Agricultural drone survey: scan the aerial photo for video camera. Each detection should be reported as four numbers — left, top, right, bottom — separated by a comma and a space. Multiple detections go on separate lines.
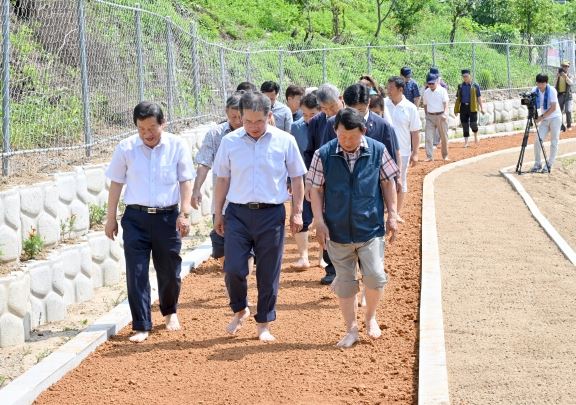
519, 91, 538, 118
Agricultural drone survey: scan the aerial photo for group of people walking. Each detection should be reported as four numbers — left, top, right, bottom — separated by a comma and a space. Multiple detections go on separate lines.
103, 62, 573, 347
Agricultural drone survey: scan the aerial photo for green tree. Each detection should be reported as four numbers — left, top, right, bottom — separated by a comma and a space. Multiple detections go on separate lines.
512, 0, 564, 62
448, 0, 476, 46
472, 0, 513, 26
373, 0, 396, 39
392, 0, 429, 45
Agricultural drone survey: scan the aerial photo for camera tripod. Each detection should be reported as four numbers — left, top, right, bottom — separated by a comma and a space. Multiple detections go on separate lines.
515, 109, 550, 175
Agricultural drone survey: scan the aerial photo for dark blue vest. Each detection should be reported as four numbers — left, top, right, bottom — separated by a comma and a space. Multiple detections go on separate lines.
319, 137, 385, 244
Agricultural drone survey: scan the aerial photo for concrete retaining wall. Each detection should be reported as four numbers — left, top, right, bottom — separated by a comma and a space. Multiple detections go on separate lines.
0, 124, 213, 348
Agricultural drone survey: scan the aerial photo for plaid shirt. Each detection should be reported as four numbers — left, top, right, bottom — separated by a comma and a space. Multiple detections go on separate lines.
306, 137, 399, 188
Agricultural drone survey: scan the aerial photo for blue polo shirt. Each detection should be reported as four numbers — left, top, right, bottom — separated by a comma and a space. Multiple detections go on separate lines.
404, 79, 421, 105
460, 82, 481, 104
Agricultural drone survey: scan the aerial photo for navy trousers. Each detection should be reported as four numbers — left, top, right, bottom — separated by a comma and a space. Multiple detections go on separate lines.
210, 215, 225, 259
224, 203, 285, 323
121, 207, 182, 331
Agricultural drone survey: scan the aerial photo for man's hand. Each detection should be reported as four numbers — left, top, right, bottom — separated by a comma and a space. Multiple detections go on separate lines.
191, 189, 202, 210
214, 213, 225, 237
176, 214, 190, 237
395, 178, 403, 193
386, 216, 398, 244
290, 212, 303, 235
315, 220, 330, 250
304, 183, 312, 202
105, 219, 118, 241
410, 152, 418, 167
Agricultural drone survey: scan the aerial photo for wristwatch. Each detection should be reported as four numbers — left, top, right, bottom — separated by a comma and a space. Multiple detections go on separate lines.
180, 212, 190, 219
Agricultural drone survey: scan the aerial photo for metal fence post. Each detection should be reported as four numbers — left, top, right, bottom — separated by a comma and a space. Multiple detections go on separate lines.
165, 17, 175, 131
322, 48, 327, 83
432, 41, 436, 67
190, 21, 200, 116
2, 0, 10, 175
134, 3, 145, 102
278, 47, 284, 96
506, 41, 512, 98
77, 0, 92, 157
219, 47, 227, 107
571, 36, 576, 77
471, 41, 476, 80
245, 48, 251, 83
367, 44, 372, 75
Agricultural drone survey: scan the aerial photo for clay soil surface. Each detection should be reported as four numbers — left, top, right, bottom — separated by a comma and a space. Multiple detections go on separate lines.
35, 130, 576, 405
516, 154, 576, 250
437, 138, 576, 404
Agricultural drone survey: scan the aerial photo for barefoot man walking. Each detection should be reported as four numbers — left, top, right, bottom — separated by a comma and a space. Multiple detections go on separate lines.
308, 108, 399, 348
213, 91, 306, 341
105, 101, 194, 343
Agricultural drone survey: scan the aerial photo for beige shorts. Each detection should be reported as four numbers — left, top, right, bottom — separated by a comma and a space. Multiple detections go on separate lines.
327, 237, 387, 298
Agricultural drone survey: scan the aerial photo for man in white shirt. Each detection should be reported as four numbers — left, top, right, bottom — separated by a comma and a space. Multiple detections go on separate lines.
531, 73, 563, 172
213, 91, 307, 342
422, 73, 450, 161
105, 101, 195, 343
385, 76, 422, 223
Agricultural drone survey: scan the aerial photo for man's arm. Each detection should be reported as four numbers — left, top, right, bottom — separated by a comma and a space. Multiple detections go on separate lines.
290, 175, 304, 234
413, 96, 421, 108
176, 180, 192, 237
381, 179, 398, 243
410, 130, 420, 166
105, 181, 123, 241
191, 164, 210, 210
213, 177, 231, 236
310, 187, 329, 249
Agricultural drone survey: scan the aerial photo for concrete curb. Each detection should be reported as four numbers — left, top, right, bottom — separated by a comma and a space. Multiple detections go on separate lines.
500, 152, 576, 266
418, 138, 576, 404
0, 237, 213, 405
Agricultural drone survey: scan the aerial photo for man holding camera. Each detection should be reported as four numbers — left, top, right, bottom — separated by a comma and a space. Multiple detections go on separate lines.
556, 61, 573, 131
531, 73, 563, 173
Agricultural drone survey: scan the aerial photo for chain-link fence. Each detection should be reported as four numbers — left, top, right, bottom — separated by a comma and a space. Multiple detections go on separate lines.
1, 0, 575, 178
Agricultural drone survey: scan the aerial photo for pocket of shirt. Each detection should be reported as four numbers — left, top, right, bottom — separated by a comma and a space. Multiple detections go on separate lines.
266, 151, 286, 173
160, 164, 177, 184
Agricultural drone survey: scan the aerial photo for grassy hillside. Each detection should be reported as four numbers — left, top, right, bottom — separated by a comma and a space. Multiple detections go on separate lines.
4, 0, 553, 151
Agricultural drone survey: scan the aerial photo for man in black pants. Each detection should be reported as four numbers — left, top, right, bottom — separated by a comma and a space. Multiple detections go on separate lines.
454, 69, 484, 147
303, 83, 344, 285
556, 61, 573, 131
105, 102, 194, 343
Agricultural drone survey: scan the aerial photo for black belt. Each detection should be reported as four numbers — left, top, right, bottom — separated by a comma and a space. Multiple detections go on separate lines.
427, 111, 444, 115
126, 204, 178, 214
233, 202, 282, 209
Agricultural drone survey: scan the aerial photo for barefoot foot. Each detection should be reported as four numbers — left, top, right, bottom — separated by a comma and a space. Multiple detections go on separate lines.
336, 328, 359, 348
129, 331, 149, 343
165, 313, 181, 331
257, 323, 276, 342
366, 317, 382, 339
226, 308, 250, 335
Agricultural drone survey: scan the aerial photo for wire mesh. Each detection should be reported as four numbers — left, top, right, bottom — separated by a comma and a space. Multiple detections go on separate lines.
0, 0, 574, 178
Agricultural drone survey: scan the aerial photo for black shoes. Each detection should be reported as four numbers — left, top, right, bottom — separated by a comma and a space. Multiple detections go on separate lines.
320, 273, 336, 285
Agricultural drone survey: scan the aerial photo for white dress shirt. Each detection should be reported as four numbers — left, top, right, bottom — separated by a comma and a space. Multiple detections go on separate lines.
213, 125, 307, 204
385, 96, 422, 157
423, 86, 449, 113
106, 132, 195, 207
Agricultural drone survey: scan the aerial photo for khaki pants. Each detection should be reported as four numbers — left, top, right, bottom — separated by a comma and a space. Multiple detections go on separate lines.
425, 113, 448, 159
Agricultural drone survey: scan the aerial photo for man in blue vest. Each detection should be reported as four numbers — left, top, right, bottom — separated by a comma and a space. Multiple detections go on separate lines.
307, 108, 399, 348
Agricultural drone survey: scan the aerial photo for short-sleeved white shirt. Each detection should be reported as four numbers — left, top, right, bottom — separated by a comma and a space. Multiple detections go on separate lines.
105, 132, 195, 207
423, 86, 449, 113
213, 125, 307, 204
385, 96, 422, 157
532, 85, 562, 121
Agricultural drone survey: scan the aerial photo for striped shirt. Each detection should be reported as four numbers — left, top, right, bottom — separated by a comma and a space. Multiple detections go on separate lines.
306, 136, 399, 189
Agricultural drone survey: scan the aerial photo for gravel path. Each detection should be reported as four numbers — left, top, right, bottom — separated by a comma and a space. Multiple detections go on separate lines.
436, 140, 576, 404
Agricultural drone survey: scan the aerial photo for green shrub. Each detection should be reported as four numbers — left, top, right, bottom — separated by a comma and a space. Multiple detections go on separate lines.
22, 228, 44, 261
89, 203, 107, 228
